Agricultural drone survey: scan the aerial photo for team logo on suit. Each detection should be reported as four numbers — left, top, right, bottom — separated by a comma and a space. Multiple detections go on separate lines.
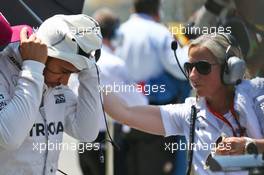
54, 94, 66, 104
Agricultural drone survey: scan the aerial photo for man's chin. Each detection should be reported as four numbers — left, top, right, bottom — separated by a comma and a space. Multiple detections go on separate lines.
46, 82, 60, 88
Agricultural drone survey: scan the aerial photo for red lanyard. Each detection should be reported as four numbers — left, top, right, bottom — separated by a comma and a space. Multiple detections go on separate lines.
206, 99, 245, 137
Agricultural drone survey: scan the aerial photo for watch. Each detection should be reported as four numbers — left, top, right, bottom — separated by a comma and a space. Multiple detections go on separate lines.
244, 137, 258, 154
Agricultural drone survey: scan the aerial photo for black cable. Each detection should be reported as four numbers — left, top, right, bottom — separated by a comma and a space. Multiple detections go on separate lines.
56, 64, 120, 174
171, 41, 197, 175
171, 41, 189, 80
99, 141, 105, 163
98, 139, 117, 163
95, 64, 120, 151
57, 169, 68, 175
186, 105, 197, 175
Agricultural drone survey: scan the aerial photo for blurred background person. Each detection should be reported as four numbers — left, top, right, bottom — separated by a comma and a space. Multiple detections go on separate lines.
114, 0, 191, 175
183, 0, 264, 78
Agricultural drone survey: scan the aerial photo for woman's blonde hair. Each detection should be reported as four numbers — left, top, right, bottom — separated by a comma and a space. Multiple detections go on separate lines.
188, 33, 243, 64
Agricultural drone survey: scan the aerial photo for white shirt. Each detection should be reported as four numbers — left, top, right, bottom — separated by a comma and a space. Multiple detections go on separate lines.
0, 43, 100, 175
160, 97, 249, 175
115, 13, 188, 82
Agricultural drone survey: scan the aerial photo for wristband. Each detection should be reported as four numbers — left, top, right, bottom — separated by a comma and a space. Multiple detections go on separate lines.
244, 137, 258, 154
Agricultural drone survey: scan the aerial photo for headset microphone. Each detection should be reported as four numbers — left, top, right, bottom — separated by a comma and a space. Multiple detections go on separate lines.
171, 40, 197, 175
171, 41, 189, 80
171, 40, 178, 50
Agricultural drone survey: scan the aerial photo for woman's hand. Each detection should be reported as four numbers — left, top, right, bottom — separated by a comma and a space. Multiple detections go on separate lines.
215, 137, 246, 155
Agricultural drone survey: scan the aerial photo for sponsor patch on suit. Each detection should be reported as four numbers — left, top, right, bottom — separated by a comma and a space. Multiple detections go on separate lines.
54, 94, 66, 104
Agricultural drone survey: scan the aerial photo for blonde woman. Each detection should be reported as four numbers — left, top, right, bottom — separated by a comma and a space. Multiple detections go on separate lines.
104, 33, 264, 175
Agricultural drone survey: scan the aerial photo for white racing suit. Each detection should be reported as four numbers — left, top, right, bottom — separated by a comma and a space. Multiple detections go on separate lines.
0, 43, 100, 175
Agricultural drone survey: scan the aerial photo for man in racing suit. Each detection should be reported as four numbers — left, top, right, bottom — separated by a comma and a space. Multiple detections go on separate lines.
0, 14, 101, 175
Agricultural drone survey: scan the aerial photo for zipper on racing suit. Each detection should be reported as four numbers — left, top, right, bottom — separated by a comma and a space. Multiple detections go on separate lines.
39, 88, 49, 175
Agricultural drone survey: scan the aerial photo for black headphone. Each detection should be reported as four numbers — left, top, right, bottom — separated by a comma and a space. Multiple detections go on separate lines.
77, 45, 101, 62
219, 33, 246, 85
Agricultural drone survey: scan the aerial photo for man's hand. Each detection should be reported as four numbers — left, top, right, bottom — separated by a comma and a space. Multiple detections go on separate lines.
20, 27, 48, 64
215, 137, 246, 155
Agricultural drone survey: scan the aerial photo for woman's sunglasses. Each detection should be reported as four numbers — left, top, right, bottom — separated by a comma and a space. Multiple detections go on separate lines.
184, 60, 218, 76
